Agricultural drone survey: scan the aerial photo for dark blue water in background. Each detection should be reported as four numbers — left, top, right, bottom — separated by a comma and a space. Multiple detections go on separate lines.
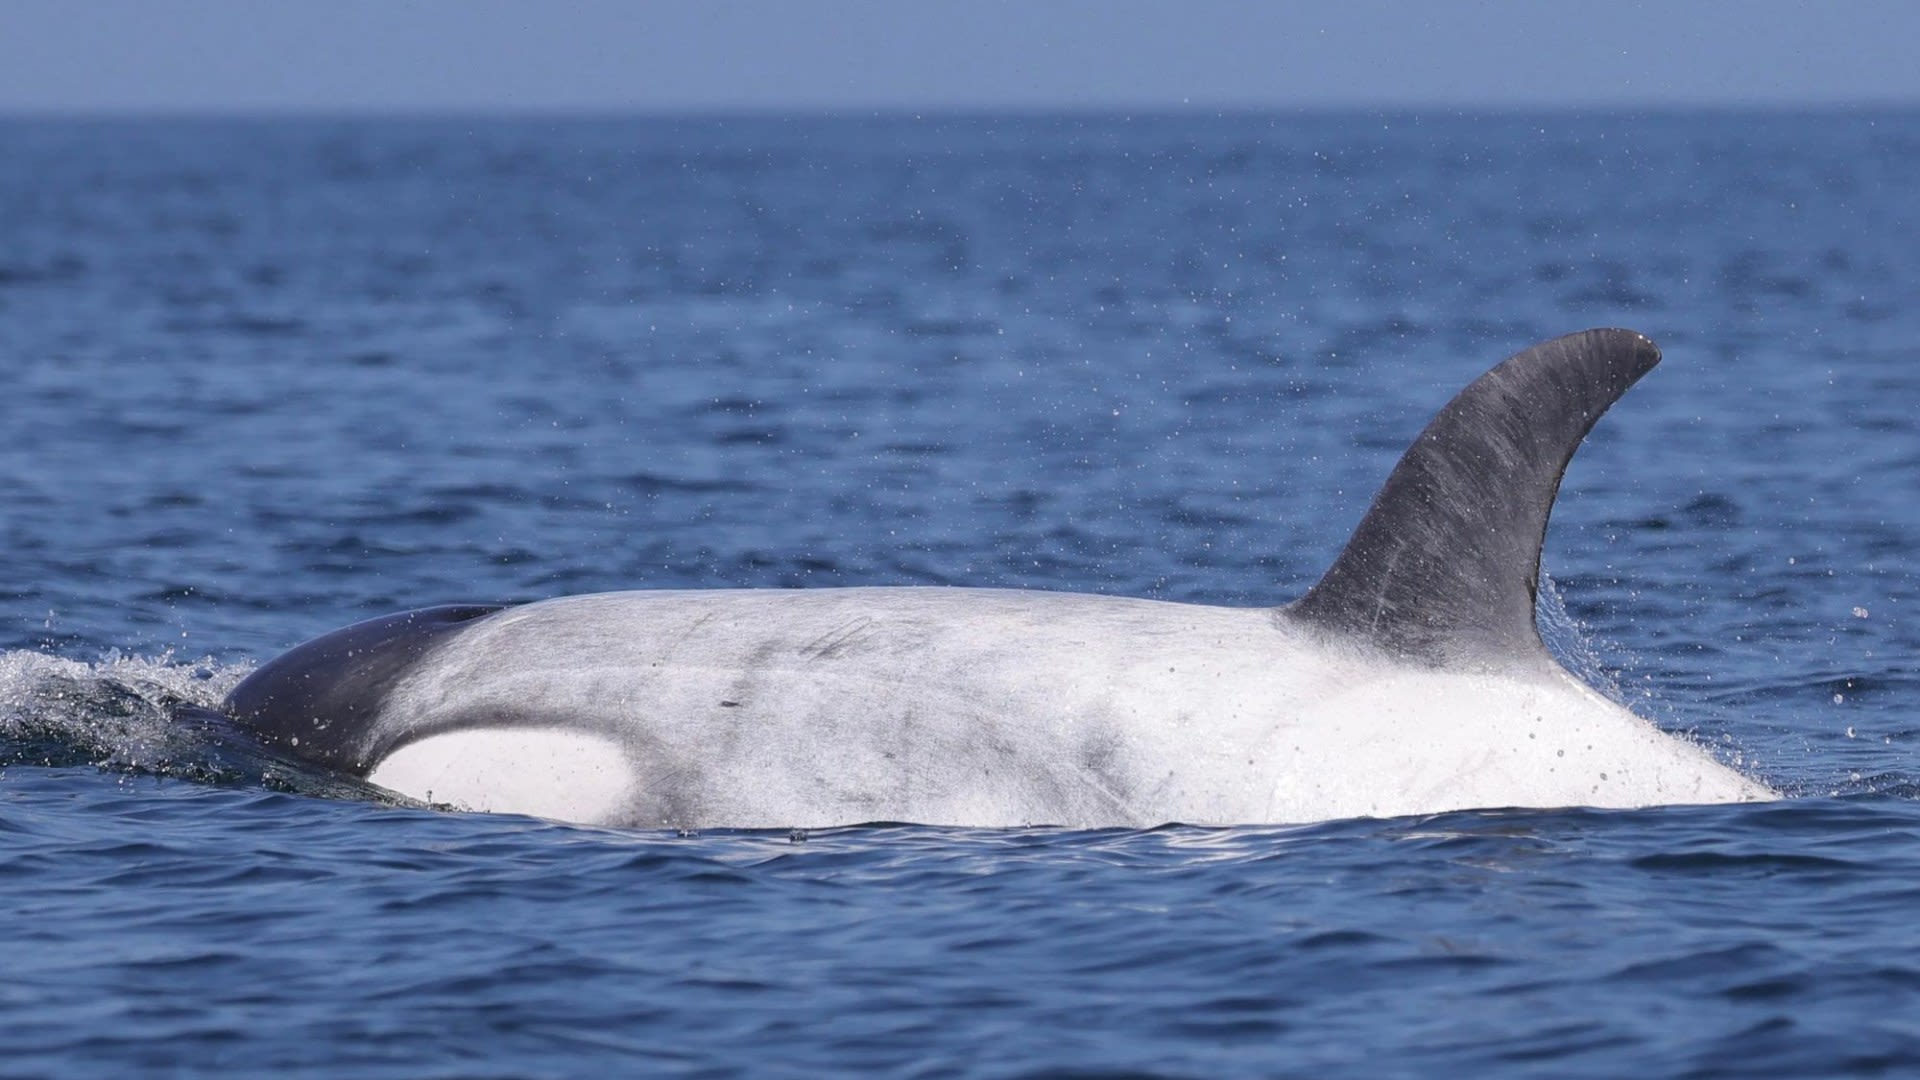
3, 111, 1918, 1076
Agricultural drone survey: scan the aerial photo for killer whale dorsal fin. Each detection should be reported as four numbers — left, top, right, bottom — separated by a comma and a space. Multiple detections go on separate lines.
1287, 328, 1661, 668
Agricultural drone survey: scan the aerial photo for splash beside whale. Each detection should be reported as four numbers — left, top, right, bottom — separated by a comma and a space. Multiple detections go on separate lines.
220, 329, 1775, 828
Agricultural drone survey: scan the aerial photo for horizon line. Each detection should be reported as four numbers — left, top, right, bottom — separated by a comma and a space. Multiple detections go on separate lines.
2, 99, 1917, 121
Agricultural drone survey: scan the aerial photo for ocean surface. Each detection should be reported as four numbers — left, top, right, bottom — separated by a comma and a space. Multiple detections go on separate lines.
2, 111, 1917, 1077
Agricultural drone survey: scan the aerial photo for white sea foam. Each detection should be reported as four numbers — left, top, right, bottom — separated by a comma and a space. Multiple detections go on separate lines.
0, 649, 251, 775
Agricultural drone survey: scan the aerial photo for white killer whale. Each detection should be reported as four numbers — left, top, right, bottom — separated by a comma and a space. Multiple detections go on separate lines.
222, 329, 1775, 829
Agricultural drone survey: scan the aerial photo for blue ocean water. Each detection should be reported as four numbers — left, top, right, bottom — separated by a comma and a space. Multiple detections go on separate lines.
2, 111, 1917, 1076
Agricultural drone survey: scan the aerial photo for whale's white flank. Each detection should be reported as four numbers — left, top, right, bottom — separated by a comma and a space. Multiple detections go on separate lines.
359, 588, 1768, 828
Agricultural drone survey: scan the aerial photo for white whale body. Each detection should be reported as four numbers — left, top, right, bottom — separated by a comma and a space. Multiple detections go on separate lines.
223, 329, 1776, 828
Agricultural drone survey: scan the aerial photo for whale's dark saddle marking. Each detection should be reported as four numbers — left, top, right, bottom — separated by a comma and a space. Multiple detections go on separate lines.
1288, 328, 1660, 668
225, 604, 502, 771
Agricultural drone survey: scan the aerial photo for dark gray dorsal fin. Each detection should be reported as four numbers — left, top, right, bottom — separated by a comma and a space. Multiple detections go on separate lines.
1287, 328, 1660, 667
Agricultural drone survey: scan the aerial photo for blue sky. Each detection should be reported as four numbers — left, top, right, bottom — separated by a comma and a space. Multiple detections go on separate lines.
1, 0, 1915, 112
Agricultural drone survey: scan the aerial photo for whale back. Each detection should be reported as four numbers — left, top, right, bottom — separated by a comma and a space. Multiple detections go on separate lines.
1287, 329, 1661, 669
